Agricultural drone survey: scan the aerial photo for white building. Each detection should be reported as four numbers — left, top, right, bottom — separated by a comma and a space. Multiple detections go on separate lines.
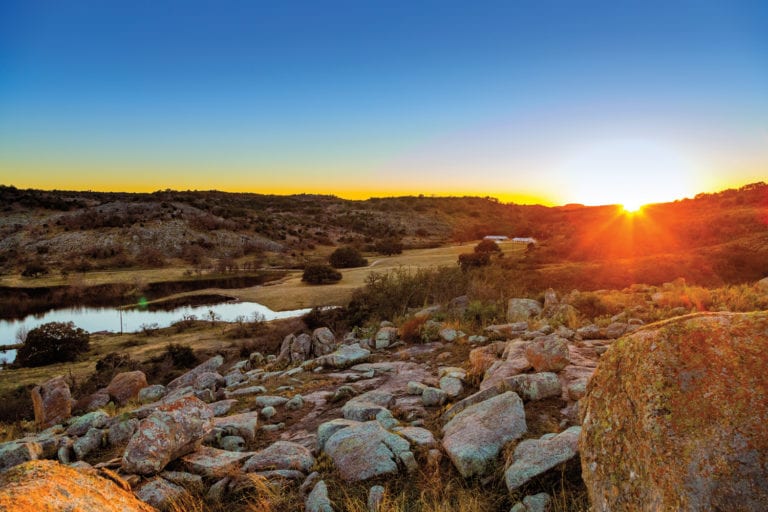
512, 237, 537, 244
483, 235, 509, 241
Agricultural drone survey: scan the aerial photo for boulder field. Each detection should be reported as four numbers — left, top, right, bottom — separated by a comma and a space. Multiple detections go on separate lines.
1, 290, 767, 511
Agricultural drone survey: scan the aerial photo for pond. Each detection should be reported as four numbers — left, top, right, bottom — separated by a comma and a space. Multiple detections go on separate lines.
0, 301, 312, 364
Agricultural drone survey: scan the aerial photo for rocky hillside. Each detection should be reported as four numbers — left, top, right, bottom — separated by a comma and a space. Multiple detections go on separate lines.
2, 287, 766, 511
1, 183, 766, 288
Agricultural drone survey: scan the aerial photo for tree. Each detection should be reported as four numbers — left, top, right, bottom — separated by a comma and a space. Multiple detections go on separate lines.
15, 321, 90, 367
474, 239, 501, 254
302, 264, 342, 285
329, 247, 368, 268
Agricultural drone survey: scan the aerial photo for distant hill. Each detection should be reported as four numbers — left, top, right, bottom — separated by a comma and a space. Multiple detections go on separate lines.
0, 183, 766, 286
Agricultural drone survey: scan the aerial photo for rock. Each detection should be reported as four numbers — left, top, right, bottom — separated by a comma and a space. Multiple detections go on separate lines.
77, 391, 111, 413
505, 426, 581, 490
395, 426, 437, 447
317, 419, 360, 451
368, 485, 386, 512
180, 446, 253, 477
166, 355, 224, 390
313, 344, 371, 369
242, 441, 315, 473
219, 435, 246, 452
0, 460, 154, 511
480, 344, 531, 390
312, 327, 336, 356
31, 375, 72, 429
122, 395, 214, 475
285, 394, 304, 411
576, 324, 602, 339
225, 371, 245, 387
301, 471, 321, 495
442, 391, 527, 478
261, 406, 277, 419
603, 322, 628, 339
757, 276, 768, 291
510, 493, 552, 512
0, 441, 42, 473
306, 480, 334, 512
485, 322, 529, 338
324, 421, 414, 482
525, 334, 570, 372
193, 371, 225, 392
254, 395, 290, 407
407, 381, 427, 395
105, 417, 137, 448
421, 387, 447, 406
138, 384, 166, 404
209, 398, 238, 416
160, 470, 203, 490
375, 327, 398, 349
278, 333, 313, 364
106, 371, 147, 406
438, 328, 459, 342
501, 372, 562, 401
73, 427, 103, 460
439, 376, 463, 398
507, 298, 542, 322
67, 410, 110, 437
330, 386, 357, 403
225, 385, 267, 399
580, 312, 768, 511
342, 391, 394, 421
467, 334, 489, 344
214, 411, 259, 443
135, 476, 188, 510
441, 386, 502, 424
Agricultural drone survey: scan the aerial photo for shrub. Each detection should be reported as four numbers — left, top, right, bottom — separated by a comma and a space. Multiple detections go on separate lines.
165, 343, 198, 368
15, 321, 90, 367
374, 238, 404, 255
474, 239, 501, 254
329, 246, 368, 268
21, 260, 49, 277
458, 252, 490, 271
302, 264, 342, 285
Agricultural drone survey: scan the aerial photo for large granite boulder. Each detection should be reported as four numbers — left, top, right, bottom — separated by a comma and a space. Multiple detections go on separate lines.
31, 376, 72, 429
0, 460, 155, 511
106, 371, 147, 406
311, 343, 371, 369
278, 333, 312, 364
122, 395, 214, 475
580, 312, 768, 511
242, 441, 315, 473
442, 391, 527, 477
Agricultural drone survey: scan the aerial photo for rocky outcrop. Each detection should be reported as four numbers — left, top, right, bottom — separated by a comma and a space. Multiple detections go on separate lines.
31, 376, 72, 429
580, 312, 768, 511
166, 355, 224, 390
106, 371, 148, 406
122, 395, 214, 475
312, 327, 336, 357
0, 460, 155, 511
442, 391, 527, 477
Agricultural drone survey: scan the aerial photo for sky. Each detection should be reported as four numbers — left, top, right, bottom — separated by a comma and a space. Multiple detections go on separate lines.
1, 0, 766, 206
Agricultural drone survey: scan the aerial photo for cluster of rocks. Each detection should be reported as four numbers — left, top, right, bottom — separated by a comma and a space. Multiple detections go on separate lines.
3, 293, 767, 512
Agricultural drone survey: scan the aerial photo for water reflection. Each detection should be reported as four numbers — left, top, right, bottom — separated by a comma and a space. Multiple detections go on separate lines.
0, 301, 311, 364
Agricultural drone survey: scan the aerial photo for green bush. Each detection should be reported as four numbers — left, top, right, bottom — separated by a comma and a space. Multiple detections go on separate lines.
15, 321, 90, 367
374, 238, 404, 255
329, 246, 368, 268
302, 264, 343, 285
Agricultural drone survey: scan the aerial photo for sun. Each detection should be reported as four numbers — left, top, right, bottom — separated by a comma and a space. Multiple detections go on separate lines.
621, 201, 644, 213
557, 139, 697, 207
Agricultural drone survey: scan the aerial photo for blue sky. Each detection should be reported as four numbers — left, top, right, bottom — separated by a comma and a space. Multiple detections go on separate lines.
1, 0, 766, 205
